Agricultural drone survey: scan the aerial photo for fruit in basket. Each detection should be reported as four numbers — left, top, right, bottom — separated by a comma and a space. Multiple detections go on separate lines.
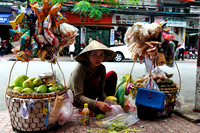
33, 87, 38, 92
22, 79, 33, 88
14, 75, 25, 87
171, 83, 177, 88
12, 87, 23, 93
37, 85, 48, 93
21, 75, 29, 80
56, 83, 64, 91
29, 77, 36, 82
22, 87, 34, 93
167, 79, 173, 85
156, 79, 162, 85
8, 84, 15, 89
33, 78, 43, 87
48, 86, 55, 92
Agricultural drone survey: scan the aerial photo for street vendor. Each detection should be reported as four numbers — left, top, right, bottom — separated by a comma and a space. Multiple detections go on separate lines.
68, 40, 117, 114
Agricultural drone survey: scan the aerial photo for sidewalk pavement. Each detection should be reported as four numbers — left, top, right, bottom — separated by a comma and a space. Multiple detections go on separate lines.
0, 105, 200, 133
0, 54, 200, 132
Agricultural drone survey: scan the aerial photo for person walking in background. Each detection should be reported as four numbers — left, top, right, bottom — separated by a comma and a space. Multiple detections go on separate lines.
69, 41, 75, 61
96, 36, 102, 43
178, 48, 185, 61
88, 35, 93, 44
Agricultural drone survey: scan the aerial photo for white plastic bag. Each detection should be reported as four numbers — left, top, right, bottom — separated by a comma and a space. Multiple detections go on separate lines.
105, 105, 124, 117
144, 77, 159, 91
19, 100, 29, 119
58, 100, 74, 125
96, 112, 139, 130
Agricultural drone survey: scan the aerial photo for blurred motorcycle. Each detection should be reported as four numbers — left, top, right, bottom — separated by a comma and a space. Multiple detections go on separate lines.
184, 50, 197, 59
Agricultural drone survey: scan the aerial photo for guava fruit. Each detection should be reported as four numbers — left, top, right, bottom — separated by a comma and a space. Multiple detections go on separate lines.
29, 77, 36, 82
48, 86, 55, 92
33, 87, 38, 92
22, 79, 33, 89
22, 88, 33, 93
14, 76, 24, 87
56, 83, 63, 91
33, 78, 43, 87
37, 85, 47, 93
8, 84, 15, 89
12, 86, 23, 93
21, 75, 29, 81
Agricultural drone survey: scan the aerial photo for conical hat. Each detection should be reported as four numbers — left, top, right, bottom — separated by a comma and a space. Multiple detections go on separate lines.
76, 40, 116, 62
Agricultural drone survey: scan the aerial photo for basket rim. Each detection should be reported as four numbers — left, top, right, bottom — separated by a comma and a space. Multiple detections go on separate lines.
6, 89, 66, 99
159, 87, 178, 91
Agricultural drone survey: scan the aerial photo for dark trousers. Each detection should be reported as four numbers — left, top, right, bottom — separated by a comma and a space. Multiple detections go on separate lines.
104, 70, 118, 96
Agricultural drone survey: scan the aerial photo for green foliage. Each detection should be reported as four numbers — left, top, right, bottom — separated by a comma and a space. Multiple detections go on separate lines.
72, 0, 92, 16
89, 6, 103, 20
27, 0, 65, 6
72, 0, 112, 21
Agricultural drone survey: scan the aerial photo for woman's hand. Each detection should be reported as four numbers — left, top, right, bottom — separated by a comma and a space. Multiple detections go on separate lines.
96, 101, 112, 112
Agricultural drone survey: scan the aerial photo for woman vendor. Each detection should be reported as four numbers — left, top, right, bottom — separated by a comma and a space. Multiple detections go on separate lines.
68, 40, 117, 114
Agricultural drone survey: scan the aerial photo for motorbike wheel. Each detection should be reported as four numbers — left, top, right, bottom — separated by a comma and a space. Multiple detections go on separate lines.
192, 54, 197, 59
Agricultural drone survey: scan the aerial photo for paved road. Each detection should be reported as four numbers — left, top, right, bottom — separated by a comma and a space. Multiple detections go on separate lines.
0, 60, 197, 112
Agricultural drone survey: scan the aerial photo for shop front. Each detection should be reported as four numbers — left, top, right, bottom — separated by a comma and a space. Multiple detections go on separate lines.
112, 14, 151, 46
155, 16, 186, 49
61, 11, 114, 55
0, 5, 12, 54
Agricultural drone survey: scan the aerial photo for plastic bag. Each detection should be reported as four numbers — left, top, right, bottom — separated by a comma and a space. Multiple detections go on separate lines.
66, 89, 74, 103
151, 67, 168, 81
123, 95, 137, 112
144, 77, 159, 91
58, 100, 74, 125
105, 105, 124, 117
19, 100, 29, 119
96, 112, 139, 130
174, 94, 185, 110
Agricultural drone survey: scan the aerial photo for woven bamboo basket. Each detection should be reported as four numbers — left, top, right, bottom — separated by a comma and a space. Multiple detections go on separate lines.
5, 60, 67, 132
158, 61, 181, 117
133, 60, 181, 118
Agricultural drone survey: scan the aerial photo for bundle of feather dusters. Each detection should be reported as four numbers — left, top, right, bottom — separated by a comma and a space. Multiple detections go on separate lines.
124, 22, 162, 62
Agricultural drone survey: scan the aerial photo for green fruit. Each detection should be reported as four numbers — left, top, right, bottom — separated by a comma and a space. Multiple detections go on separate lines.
56, 83, 63, 91
21, 75, 29, 81
22, 88, 33, 93
29, 77, 36, 82
22, 79, 33, 89
167, 79, 173, 85
96, 114, 106, 120
48, 86, 55, 92
13, 86, 23, 93
33, 87, 38, 92
33, 78, 43, 87
14, 76, 24, 87
37, 85, 47, 93
8, 84, 15, 89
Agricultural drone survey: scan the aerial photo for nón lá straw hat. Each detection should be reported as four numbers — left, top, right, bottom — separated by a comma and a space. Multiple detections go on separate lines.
75, 40, 116, 62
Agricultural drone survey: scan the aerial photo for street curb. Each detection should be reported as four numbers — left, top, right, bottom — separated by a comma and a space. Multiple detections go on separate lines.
174, 105, 200, 123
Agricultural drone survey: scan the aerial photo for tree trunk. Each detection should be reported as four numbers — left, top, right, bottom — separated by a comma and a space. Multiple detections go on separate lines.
194, 31, 200, 111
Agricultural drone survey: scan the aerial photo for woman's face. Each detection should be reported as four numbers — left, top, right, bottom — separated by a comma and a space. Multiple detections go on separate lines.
88, 50, 105, 67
